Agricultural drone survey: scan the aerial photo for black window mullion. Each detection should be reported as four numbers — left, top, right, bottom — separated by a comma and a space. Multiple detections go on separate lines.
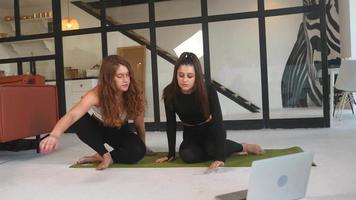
201, 0, 211, 82
258, 0, 270, 127
149, 0, 160, 128
17, 61, 23, 75
320, 0, 330, 127
52, 0, 66, 116
100, 0, 108, 58
14, 0, 21, 37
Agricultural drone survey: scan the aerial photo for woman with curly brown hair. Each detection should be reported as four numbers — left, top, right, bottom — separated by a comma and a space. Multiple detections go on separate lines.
40, 55, 150, 170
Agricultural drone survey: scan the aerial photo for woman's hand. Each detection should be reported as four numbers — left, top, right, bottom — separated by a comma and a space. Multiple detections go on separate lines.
208, 160, 225, 171
155, 156, 174, 163
39, 135, 59, 154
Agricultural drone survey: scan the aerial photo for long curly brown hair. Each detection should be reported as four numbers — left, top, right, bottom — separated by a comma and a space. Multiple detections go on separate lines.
98, 55, 144, 127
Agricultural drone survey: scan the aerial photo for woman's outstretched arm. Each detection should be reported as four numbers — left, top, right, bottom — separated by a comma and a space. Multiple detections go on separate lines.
40, 88, 98, 153
156, 98, 177, 163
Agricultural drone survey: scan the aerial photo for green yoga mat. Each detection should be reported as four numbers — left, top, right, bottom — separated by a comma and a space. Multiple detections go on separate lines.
70, 146, 305, 168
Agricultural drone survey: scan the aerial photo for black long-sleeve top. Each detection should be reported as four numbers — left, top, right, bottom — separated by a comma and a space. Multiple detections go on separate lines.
164, 84, 226, 161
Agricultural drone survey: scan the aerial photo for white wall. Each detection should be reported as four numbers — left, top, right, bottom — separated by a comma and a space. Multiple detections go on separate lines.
339, 0, 356, 59
350, 0, 356, 59
339, 0, 352, 58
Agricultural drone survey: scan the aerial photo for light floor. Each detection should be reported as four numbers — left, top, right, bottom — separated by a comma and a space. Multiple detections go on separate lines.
1, 113, 356, 200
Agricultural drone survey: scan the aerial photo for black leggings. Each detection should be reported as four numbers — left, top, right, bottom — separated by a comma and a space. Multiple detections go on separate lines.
179, 122, 243, 163
70, 113, 146, 164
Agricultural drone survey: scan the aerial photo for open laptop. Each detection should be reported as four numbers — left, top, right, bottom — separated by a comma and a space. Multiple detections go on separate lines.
216, 151, 314, 200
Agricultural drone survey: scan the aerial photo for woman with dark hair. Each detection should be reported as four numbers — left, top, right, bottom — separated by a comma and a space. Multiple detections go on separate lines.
40, 55, 151, 170
156, 52, 264, 171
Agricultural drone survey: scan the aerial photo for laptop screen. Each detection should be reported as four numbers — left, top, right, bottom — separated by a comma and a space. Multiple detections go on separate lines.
216, 152, 314, 200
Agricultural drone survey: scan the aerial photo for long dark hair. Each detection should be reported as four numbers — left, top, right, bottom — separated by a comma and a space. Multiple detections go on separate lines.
163, 52, 210, 118
98, 55, 144, 127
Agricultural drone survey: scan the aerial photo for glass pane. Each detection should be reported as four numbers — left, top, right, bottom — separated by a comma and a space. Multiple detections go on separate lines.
106, 2, 148, 25
61, 0, 100, 31
63, 33, 102, 80
209, 19, 262, 120
0, 1, 15, 38
155, 0, 201, 21
266, 13, 323, 119
62, 33, 101, 111
19, 0, 53, 35
157, 55, 174, 121
0, 63, 17, 76
22, 61, 30, 75
0, 38, 54, 59
156, 24, 203, 121
37, 60, 56, 80
208, 0, 257, 15
107, 29, 153, 122
264, 0, 314, 10
21, 61, 53, 78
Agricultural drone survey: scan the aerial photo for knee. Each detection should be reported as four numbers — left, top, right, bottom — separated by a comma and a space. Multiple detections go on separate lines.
179, 148, 199, 163
126, 143, 146, 164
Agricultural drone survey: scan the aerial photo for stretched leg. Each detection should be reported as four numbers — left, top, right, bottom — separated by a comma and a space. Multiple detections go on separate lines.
225, 139, 244, 156
204, 139, 244, 158
104, 124, 146, 164
204, 122, 263, 158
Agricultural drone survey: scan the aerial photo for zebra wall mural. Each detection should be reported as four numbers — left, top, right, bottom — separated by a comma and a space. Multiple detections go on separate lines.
281, 0, 340, 107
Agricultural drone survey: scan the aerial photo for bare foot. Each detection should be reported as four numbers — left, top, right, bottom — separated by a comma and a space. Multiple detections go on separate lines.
96, 152, 113, 170
77, 153, 103, 164
241, 143, 265, 155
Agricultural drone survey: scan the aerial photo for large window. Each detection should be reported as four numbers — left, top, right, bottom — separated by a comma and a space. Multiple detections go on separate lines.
266, 13, 323, 119
209, 18, 262, 120
0, 0, 331, 129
